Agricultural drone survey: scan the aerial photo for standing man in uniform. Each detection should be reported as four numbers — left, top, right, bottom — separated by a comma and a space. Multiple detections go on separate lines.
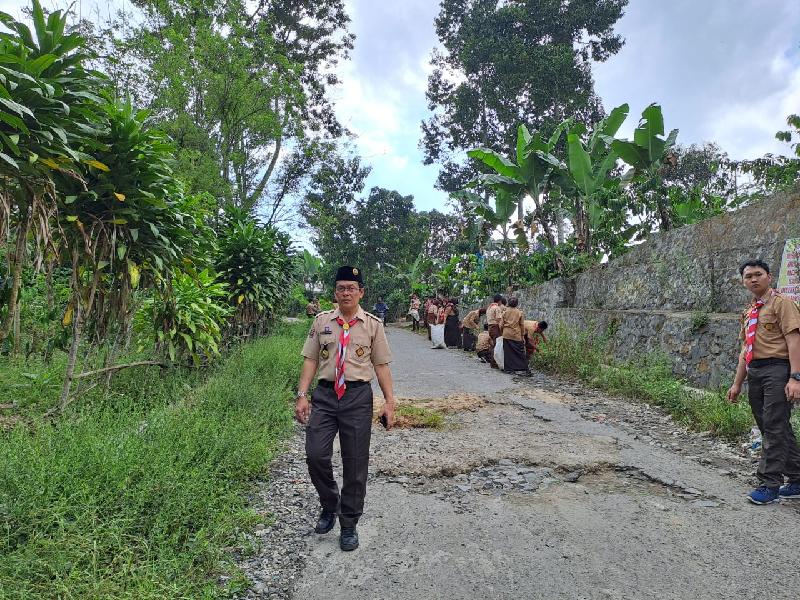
295, 266, 396, 550
727, 259, 800, 504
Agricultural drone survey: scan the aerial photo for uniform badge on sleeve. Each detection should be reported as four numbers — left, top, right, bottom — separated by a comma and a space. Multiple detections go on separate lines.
321, 347, 330, 359
308, 328, 316, 338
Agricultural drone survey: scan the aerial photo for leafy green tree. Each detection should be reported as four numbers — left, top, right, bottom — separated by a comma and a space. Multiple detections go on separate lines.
215, 212, 295, 339
422, 0, 627, 193
103, 0, 354, 216
0, 0, 105, 348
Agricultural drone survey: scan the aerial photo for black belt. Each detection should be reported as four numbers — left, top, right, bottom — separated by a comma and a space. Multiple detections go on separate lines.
749, 357, 790, 368
317, 379, 370, 389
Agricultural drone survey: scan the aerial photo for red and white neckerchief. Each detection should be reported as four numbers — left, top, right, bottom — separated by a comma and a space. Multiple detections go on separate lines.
744, 290, 774, 370
335, 316, 359, 399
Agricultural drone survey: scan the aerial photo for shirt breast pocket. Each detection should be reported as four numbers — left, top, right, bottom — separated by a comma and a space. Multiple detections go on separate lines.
759, 314, 781, 337
352, 343, 371, 363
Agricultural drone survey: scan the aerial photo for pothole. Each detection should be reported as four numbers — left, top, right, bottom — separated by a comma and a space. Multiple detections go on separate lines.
376, 460, 724, 512
373, 394, 486, 429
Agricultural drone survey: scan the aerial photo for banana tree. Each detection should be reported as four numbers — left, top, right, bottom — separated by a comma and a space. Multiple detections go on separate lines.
466, 123, 567, 253
611, 103, 679, 231
553, 103, 630, 255
0, 0, 105, 348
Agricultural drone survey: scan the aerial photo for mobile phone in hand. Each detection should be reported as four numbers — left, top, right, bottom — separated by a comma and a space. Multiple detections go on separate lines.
379, 414, 388, 429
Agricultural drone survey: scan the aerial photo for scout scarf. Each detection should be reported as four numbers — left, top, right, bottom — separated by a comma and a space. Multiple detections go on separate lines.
744, 291, 773, 369
335, 317, 359, 399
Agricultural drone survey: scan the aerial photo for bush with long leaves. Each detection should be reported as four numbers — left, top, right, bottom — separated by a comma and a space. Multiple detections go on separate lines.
215, 212, 296, 340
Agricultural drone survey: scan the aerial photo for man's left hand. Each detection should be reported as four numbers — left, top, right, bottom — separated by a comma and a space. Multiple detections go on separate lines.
785, 378, 800, 403
381, 402, 395, 430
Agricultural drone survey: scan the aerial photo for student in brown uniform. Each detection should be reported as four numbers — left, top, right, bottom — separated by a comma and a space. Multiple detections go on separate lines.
461, 307, 485, 351
524, 319, 548, 359
295, 266, 396, 550
475, 323, 493, 363
501, 297, 530, 376
726, 259, 800, 505
485, 295, 504, 368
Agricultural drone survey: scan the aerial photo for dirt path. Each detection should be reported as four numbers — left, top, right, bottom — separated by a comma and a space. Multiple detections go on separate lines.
240, 327, 800, 600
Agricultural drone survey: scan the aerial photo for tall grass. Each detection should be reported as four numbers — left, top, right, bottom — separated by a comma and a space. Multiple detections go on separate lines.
0, 322, 306, 599
531, 323, 767, 441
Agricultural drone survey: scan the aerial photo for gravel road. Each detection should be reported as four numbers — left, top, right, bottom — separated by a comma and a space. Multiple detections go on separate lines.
238, 327, 800, 600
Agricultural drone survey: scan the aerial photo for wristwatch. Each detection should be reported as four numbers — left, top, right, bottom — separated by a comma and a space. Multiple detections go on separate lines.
791, 373, 800, 382
296, 391, 308, 399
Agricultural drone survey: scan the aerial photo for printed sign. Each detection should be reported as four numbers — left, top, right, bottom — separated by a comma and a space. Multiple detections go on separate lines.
777, 238, 800, 303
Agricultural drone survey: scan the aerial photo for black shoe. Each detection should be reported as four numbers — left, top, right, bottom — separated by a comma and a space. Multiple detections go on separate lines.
314, 511, 336, 534
339, 526, 359, 551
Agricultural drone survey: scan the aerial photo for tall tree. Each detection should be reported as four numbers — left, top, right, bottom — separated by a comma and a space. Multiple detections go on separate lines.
421, 0, 627, 199
98, 0, 354, 217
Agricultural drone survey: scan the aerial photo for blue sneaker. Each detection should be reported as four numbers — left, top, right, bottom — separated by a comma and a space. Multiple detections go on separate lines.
748, 486, 780, 505
779, 482, 800, 499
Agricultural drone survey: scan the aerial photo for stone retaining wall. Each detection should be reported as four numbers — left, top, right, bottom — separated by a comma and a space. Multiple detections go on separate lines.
481, 189, 800, 388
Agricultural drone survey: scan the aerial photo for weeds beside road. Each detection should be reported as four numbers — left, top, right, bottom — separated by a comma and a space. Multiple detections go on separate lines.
0, 323, 306, 599
532, 324, 800, 442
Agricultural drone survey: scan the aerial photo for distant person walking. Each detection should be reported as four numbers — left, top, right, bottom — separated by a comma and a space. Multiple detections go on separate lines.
726, 259, 800, 505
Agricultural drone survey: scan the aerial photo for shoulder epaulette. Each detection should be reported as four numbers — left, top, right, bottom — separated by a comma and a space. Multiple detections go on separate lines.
363, 311, 383, 322
317, 309, 335, 316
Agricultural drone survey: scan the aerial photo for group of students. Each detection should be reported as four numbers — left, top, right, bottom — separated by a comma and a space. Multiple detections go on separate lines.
412, 293, 548, 376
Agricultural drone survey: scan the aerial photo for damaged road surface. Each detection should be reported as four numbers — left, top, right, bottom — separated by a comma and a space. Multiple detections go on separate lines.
243, 328, 800, 600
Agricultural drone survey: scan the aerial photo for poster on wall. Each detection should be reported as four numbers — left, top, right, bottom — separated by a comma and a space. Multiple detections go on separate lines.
777, 238, 800, 303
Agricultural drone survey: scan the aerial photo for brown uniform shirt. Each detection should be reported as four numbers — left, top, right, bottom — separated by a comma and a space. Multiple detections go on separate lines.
462, 309, 480, 331
501, 307, 525, 342
476, 331, 493, 352
524, 320, 540, 339
302, 307, 393, 382
739, 292, 800, 359
486, 303, 503, 325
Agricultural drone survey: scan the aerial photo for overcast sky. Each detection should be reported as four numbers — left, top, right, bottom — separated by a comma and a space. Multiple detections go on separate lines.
4, 0, 800, 215
333, 0, 800, 212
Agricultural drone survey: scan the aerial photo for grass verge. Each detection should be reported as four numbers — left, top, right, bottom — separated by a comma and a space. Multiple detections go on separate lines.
0, 322, 306, 599
531, 324, 800, 442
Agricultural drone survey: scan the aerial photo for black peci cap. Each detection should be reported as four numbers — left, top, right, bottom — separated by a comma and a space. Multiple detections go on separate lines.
334, 265, 364, 286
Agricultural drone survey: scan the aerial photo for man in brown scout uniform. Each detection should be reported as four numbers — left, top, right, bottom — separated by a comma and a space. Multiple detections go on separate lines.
295, 266, 396, 550
727, 259, 800, 505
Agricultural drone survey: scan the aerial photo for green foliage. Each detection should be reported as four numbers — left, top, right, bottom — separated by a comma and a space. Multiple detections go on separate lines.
101, 0, 354, 215
151, 269, 231, 364
215, 213, 296, 337
690, 310, 710, 332
0, 323, 306, 598
531, 324, 757, 440
422, 0, 627, 192
776, 113, 800, 157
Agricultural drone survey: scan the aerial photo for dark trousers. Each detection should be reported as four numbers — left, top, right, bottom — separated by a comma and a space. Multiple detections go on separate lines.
477, 349, 493, 363
462, 329, 477, 351
306, 383, 373, 528
488, 324, 501, 368
748, 362, 800, 487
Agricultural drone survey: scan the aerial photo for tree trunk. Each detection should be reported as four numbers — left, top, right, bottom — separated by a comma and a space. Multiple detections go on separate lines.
656, 191, 673, 231
0, 202, 30, 349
